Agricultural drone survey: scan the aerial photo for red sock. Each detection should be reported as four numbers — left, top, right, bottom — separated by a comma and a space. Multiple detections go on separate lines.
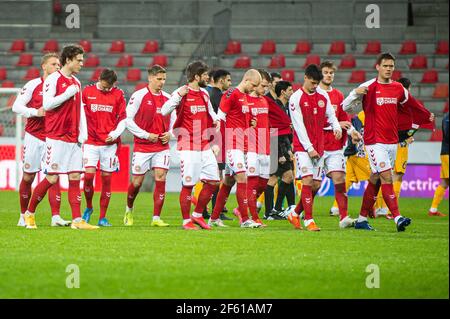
27, 178, 53, 213
257, 177, 269, 197
48, 182, 61, 216
360, 181, 381, 217
68, 180, 81, 219
236, 182, 249, 222
83, 172, 95, 209
381, 183, 400, 218
180, 185, 193, 219
127, 183, 141, 209
247, 176, 260, 220
153, 180, 166, 217
295, 188, 317, 214
99, 175, 112, 219
335, 182, 348, 220
19, 178, 33, 214
302, 185, 314, 220
211, 183, 232, 220
194, 182, 218, 214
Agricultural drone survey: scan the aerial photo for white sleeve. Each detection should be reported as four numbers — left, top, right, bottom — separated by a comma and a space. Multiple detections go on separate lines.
168, 111, 177, 137
216, 109, 227, 121
12, 81, 39, 118
325, 95, 342, 133
400, 87, 409, 105
78, 95, 88, 144
161, 88, 183, 116
208, 99, 218, 121
289, 92, 314, 152
342, 89, 363, 114
125, 92, 150, 140
108, 119, 126, 140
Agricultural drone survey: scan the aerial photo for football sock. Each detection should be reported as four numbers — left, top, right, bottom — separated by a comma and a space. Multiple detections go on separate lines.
27, 178, 53, 213
48, 182, 61, 216
99, 175, 112, 219
236, 182, 249, 222
335, 182, 348, 221
430, 185, 446, 210
360, 180, 381, 217
247, 176, 260, 220
302, 185, 314, 220
274, 181, 289, 211
180, 185, 193, 220
153, 180, 166, 217
83, 172, 95, 209
264, 185, 274, 216
211, 183, 232, 220
381, 183, 400, 218
68, 180, 82, 219
194, 183, 218, 214
126, 183, 141, 209
19, 178, 33, 214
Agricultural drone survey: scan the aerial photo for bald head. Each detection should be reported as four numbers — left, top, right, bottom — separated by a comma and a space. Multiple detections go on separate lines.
239, 69, 262, 94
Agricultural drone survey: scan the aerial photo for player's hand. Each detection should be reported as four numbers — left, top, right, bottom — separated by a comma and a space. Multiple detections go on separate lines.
351, 130, 362, 144
178, 85, 189, 97
406, 136, 415, 145
213, 120, 220, 132
36, 107, 45, 117
288, 151, 294, 161
429, 113, 435, 122
211, 144, 220, 157
105, 135, 116, 143
148, 133, 159, 143
279, 156, 286, 164
250, 117, 257, 128
354, 87, 368, 95
308, 149, 320, 159
339, 121, 352, 130
65, 84, 79, 98
159, 132, 171, 144
334, 129, 342, 140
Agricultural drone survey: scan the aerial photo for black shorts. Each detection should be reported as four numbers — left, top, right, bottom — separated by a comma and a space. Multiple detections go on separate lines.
218, 162, 226, 170
271, 159, 294, 177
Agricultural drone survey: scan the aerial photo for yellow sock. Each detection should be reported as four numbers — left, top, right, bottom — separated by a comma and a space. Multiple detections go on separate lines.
393, 180, 402, 199
193, 181, 203, 200
257, 193, 264, 205
295, 180, 303, 197
274, 182, 279, 202
431, 185, 446, 210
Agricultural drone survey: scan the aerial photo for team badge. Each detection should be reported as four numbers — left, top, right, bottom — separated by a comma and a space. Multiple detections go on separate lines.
90, 104, 98, 112
249, 167, 255, 173
185, 176, 192, 183
191, 106, 198, 114
376, 98, 384, 106
135, 165, 141, 172
237, 163, 243, 169
380, 162, 386, 168
83, 158, 88, 164
51, 163, 58, 170
24, 163, 31, 170
301, 166, 308, 173
318, 100, 325, 108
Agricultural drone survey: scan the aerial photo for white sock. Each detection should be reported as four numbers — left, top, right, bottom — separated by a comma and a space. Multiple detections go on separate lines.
20, 213, 25, 218
394, 215, 402, 224
430, 207, 437, 213
183, 219, 191, 225
192, 212, 202, 218
126, 206, 133, 212
25, 210, 33, 217
291, 211, 298, 217
357, 215, 368, 223
152, 216, 160, 221
73, 217, 82, 223
52, 215, 61, 220
304, 219, 314, 227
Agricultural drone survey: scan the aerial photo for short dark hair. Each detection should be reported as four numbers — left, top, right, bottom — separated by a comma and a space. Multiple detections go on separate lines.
397, 77, 411, 90
212, 69, 230, 83
60, 44, 84, 66
376, 52, 396, 65
148, 64, 166, 76
320, 60, 337, 71
304, 64, 323, 82
270, 72, 281, 80
258, 69, 272, 82
275, 80, 292, 97
185, 60, 209, 82
99, 68, 118, 85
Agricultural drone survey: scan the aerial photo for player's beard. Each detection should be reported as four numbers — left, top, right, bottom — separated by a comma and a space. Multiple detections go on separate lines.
198, 80, 207, 88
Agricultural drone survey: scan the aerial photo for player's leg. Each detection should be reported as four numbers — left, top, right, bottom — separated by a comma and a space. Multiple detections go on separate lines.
48, 181, 69, 226
246, 152, 261, 221
82, 144, 100, 222
18, 172, 35, 226
429, 155, 449, 216
124, 152, 149, 226
178, 151, 201, 230
209, 174, 235, 224
264, 175, 278, 219
150, 150, 171, 227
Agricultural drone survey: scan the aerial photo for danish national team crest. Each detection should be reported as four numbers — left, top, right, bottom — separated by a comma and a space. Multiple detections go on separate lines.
376, 98, 384, 106
318, 100, 325, 108
190, 106, 198, 114
51, 163, 58, 170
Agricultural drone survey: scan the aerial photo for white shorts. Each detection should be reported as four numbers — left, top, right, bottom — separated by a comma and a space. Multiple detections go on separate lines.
225, 149, 247, 176
83, 144, 119, 173
179, 149, 219, 186
43, 138, 83, 174
365, 143, 397, 174
246, 152, 271, 179
323, 150, 346, 175
22, 132, 45, 173
294, 151, 325, 181
132, 150, 170, 175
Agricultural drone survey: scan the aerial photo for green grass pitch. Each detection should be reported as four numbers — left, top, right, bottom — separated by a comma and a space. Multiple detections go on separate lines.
0, 190, 448, 298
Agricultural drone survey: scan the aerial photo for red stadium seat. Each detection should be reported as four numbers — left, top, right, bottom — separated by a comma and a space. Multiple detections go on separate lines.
79, 40, 92, 53
116, 54, 134, 67
234, 55, 251, 68
429, 129, 443, 141
302, 54, 320, 68
151, 55, 168, 67
259, 40, 276, 55
435, 40, 449, 55
292, 83, 302, 92
268, 54, 285, 68
142, 40, 159, 53
16, 53, 33, 67
134, 82, 148, 91
9, 39, 26, 53
89, 68, 104, 81
224, 40, 242, 55
109, 40, 125, 53
293, 41, 311, 54
126, 68, 141, 82
23, 67, 40, 80
399, 40, 417, 55
348, 70, 366, 83
364, 41, 381, 55
339, 54, 356, 69
392, 70, 403, 81
409, 55, 428, 69
421, 70, 439, 83
83, 54, 100, 68
0, 67, 7, 81
1, 80, 15, 88
432, 84, 449, 98
443, 100, 449, 113
42, 39, 59, 53
328, 41, 346, 55
281, 69, 295, 82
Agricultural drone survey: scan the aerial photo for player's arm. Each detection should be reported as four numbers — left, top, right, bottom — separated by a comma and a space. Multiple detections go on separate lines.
161, 86, 188, 116
125, 92, 151, 140
107, 92, 127, 142
288, 93, 314, 153
216, 91, 232, 122
324, 95, 342, 140
12, 81, 42, 118
342, 86, 368, 114
42, 74, 78, 111
78, 90, 88, 144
